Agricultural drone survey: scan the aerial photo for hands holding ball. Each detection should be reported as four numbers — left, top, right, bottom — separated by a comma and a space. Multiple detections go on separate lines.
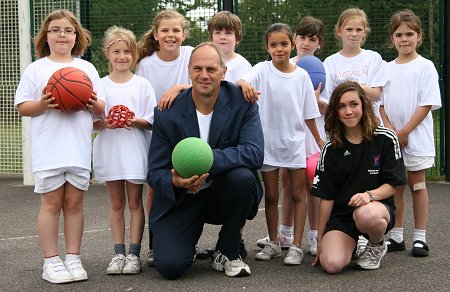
171, 137, 214, 193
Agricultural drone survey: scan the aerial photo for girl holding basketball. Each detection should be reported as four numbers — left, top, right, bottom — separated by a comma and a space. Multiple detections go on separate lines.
380, 10, 441, 257
136, 9, 193, 266
14, 9, 104, 284
93, 26, 156, 275
237, 23, 323, 265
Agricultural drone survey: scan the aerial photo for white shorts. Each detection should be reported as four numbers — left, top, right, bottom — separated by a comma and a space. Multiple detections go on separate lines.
260, 164, 303, 172
402, 152, 435, 171
127, 179, 146, 185
33, 167, 90, 193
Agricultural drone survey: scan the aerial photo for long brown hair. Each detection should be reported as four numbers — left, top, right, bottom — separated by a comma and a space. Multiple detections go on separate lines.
34, 9, 91, 58
137, 9, 190, 63
325, 81, 379, 147
389, 9, 423, 48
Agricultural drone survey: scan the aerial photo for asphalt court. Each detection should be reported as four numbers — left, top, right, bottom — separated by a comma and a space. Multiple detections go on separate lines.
1, 175, 449, 291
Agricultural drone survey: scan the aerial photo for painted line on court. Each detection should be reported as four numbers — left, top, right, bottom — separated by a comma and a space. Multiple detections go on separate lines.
1, 207, 269, 241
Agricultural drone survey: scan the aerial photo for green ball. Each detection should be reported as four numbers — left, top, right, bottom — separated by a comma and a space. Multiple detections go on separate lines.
171, 137, 214, 178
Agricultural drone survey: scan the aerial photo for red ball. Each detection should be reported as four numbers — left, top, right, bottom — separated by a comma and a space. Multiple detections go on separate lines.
46, 67, 93, 113
107, 105, 135, 128
306, 152, 320, 182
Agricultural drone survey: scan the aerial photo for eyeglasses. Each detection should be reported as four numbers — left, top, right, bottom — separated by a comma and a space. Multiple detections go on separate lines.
46, 28, 76, 36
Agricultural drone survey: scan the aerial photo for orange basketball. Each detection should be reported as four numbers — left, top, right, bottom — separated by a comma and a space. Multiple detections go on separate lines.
47, 67, 93, 113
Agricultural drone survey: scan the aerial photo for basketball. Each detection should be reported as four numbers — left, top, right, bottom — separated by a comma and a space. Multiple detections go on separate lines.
171, 137, 214, 178
306, 152, 320, 181
46, 67, 93, 113
107, 104, 135, 128
296, 56, 326, 93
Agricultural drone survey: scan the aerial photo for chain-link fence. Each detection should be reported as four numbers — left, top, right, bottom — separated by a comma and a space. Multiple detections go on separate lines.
0, 0, 444, 179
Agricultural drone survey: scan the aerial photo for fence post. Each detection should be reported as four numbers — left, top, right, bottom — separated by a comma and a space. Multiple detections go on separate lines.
18, 0, 34, 185
221, 0, 234, 13
444, 0, 450, 182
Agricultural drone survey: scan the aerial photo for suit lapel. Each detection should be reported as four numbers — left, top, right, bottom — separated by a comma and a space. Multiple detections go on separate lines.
181, 91, 200, 138
209, 90, 230, 148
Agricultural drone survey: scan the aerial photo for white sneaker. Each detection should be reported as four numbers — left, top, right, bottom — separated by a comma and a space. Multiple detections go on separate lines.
211, 251, 250, 277
106, 254, 126, 275
42, 260, 73, 284
308, 233, 318, 256
122, 254, 141, 274
64, 258, 88, 281
255, 241, 282, 261
356, 241, 387, 270
284, 246, 304, 265
256, 233, 293, 250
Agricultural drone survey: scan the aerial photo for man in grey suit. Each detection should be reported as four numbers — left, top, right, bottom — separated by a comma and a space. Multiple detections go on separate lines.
147, 42, 264, 279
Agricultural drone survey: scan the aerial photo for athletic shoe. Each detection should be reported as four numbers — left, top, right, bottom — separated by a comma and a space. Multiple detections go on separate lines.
283, 246, 304, 265
240, 238, 248, 259
122, 254, 141, 274
256, 233, 293, 250
42, 260, 73, 284
308, 233, 318, 256
255, 241, 282, 261
211, 251, 250, 277
146, 250, 154, 267
386, 238, 406, 252
64, 258, 88, 281
411, 240, 429, 257
355, 235, 369, 258
106, 254, 126, 275
355, 241, 387, 270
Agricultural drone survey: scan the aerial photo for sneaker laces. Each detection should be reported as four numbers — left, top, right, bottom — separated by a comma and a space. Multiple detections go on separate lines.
213, 252, 228, 266
359, 244, 383, 263
261, 243, 278, 256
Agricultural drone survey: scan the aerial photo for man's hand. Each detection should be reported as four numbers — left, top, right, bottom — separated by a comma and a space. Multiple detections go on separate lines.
171, 169, 209, 194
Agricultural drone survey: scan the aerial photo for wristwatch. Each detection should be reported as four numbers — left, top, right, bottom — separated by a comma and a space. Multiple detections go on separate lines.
366, 190, 375, 201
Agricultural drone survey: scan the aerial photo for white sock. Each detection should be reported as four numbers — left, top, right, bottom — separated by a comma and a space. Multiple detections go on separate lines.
44, 255, 61, 266
65, 253, 80, 262
413, 229, 426, 243
308, 229, 318, 239
390, 227, 404, 243
279, 224, 293, 237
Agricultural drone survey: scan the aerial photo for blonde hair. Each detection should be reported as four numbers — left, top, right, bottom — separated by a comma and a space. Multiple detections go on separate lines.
103, 26, 138, 73
207, 11, 243, 44
335, 8, 371, 47
34, 9, 91, 58
137, 9, 190, 63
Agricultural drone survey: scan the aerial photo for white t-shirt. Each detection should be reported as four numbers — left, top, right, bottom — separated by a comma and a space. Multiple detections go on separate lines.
14, 57, 105, 173
323, 49, 388, 121
381, 55, 441, 157
136, 46, 193, 101
93, 75, 157, 181
290, 57, 327, 157
242, 61, 320, 168
224, 53, 252, 82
